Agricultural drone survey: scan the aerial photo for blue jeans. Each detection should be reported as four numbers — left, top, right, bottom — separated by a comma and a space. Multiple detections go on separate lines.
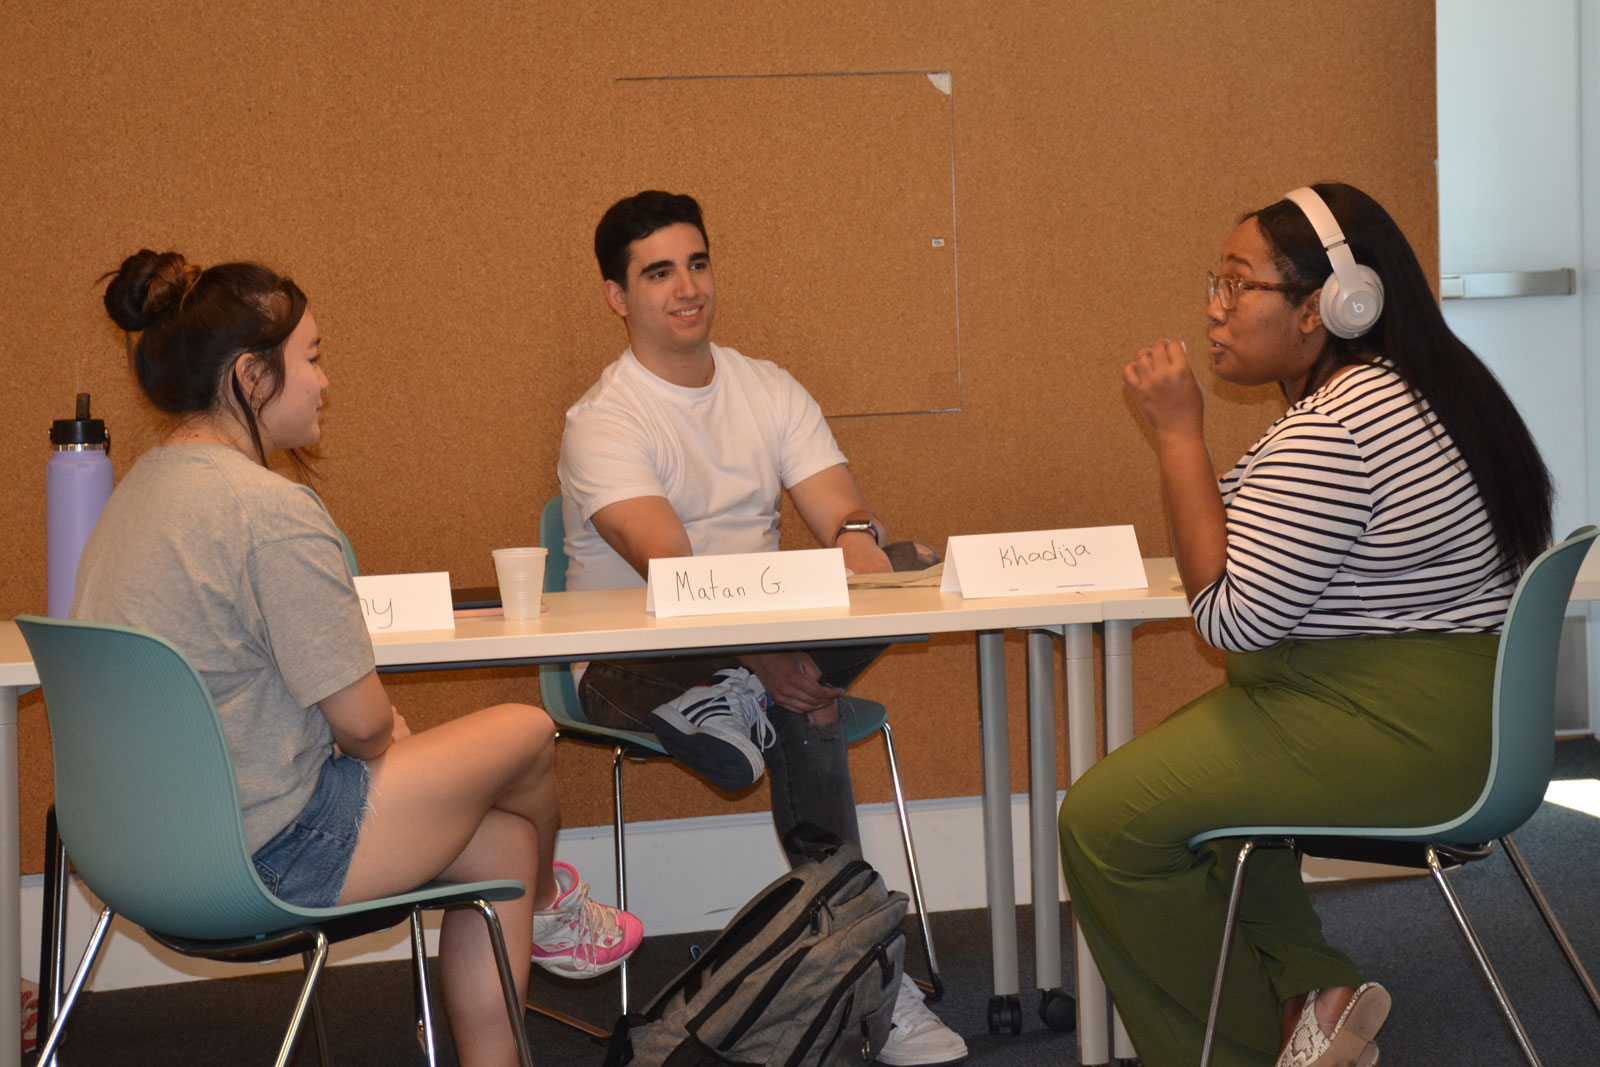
578, 644, 885, 865
251, 753, 370, 907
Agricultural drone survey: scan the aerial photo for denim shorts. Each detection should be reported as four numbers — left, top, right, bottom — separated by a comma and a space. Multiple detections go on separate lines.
250, 754, 370, 908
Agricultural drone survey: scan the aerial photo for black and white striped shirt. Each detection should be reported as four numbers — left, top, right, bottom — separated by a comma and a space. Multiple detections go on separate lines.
1191, 361, 1515, 653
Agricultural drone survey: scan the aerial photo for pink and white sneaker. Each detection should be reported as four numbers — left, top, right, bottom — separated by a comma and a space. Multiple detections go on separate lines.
530, 861, 643, 978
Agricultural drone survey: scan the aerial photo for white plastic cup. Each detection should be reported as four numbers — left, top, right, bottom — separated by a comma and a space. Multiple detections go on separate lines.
492, 547, 547, 620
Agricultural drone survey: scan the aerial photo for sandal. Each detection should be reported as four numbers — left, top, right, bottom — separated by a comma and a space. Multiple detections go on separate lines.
1275, 983, 1390, 1067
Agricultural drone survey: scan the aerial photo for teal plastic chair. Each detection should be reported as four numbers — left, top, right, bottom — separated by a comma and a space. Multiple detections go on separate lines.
1190, 527, 1600, 1067
538, 495, 941, 1017
35, 522, 368, 1044
17, 615, 535, 1067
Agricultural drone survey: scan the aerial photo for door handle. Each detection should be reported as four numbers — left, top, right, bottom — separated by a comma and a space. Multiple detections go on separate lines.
1439, 268, 1575, 299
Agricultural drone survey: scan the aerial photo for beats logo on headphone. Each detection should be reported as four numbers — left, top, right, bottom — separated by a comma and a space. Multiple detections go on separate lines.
1284, 187, 1384, 339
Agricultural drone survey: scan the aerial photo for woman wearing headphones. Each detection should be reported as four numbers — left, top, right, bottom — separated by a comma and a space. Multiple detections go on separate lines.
1058, 183, 1552, 1067
75, 251, 643, 1067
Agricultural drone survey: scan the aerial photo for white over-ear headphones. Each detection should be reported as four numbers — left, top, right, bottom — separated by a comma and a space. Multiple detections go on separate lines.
1283, 186, 1384, 339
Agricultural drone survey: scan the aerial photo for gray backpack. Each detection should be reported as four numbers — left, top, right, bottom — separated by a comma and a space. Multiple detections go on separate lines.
604, 828, 908, 1067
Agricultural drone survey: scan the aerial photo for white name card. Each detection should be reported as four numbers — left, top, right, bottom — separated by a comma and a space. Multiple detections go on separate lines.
351, 572, 456, 633
940, 526, 1147, 598
646, 549, 850, 617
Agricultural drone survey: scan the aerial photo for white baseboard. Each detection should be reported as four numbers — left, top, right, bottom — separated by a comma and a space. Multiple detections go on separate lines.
23, 790, 1411, 992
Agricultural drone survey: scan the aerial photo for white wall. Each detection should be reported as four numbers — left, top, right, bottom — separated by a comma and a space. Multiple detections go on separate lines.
1583, 2, 1600, 732
1437, 0, 1599, 730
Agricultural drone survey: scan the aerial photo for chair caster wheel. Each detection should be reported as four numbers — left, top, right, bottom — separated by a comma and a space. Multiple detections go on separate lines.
1039, 987, 1076, 1032
986, 994, 1022, 1035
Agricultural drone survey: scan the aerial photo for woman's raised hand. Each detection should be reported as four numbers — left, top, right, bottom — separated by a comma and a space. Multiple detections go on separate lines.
1123, 338, 1204, 440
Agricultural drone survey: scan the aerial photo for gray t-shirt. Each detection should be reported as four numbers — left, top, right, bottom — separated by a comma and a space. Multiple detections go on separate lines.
72, 444, 375, 852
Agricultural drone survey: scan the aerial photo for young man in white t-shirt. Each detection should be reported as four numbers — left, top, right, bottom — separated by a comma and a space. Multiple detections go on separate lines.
557, 191, 965, 1066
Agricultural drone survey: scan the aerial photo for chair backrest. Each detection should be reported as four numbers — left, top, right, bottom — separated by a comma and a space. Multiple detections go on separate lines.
537, 495, 593, 726
1443, 525, 1598, 843
337, 526, 360, 577
17, 615, 322, 939
540, 495, 568, 595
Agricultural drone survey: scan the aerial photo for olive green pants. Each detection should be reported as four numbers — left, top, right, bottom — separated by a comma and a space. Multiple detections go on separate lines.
1058, 633, 1499, 1067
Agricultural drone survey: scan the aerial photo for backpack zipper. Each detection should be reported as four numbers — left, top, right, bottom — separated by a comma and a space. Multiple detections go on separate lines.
780, 926, 905, 1067
635, 877, 803, 1018
686, 861, 874, 1031
715, 944, 813, 1052
814, 991, 856, 1064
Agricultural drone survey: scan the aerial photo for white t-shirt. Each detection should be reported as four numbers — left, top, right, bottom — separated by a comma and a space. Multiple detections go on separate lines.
559, 344, 848, 590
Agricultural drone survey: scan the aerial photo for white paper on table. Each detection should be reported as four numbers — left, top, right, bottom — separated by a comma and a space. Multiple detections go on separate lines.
646, 549, 849, 617
940, 526, 1146, 598
352, 572, 456, 633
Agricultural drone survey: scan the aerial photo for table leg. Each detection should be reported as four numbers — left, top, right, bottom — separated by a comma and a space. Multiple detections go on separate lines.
976, 632, 1022, 1034
1103, 621, 1134, 752
1063, 626, 1108, 1063
1025, 630, 1074, 1032
1102, 620, 1137, 1062
1, 685, 20, 1067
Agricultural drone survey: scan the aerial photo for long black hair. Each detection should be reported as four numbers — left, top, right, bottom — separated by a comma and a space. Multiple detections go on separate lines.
1248, 182, 1553, 574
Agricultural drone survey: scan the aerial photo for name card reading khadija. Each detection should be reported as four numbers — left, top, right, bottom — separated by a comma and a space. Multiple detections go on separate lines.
646, 548, 850, 617
351, 572, 456, 633
940, 526, 1146, 599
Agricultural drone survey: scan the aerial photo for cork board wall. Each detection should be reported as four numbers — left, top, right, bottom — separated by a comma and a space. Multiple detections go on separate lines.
612, 71, 962, 416
0, 1, 1439, 874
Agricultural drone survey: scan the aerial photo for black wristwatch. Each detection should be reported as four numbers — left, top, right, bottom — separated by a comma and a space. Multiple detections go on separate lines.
835, 519, 883, 547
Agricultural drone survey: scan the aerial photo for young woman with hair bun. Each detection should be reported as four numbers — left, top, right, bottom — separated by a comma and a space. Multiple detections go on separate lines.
77, 250, 642, 1067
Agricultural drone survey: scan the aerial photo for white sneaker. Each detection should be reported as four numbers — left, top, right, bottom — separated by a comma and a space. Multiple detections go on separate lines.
648, 667, 775, 791
878, 972, 968, 1065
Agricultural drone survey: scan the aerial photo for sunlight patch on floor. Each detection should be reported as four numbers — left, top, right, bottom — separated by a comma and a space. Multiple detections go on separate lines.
1545, 778, 1600, 818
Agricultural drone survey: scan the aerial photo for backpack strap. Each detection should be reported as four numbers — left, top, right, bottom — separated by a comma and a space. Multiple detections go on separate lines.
603, 1013, 646, 1067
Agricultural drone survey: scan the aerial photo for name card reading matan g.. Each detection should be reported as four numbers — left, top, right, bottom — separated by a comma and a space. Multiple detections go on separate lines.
351, 572, 456, 633
646, 549, 850, 618
940, 526, 1147, 599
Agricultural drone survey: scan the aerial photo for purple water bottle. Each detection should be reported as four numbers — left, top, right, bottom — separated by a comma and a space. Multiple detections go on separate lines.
47, 393, 113, 617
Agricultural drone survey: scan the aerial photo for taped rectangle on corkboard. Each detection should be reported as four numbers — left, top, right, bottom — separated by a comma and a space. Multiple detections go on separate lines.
611, 71, 960, 417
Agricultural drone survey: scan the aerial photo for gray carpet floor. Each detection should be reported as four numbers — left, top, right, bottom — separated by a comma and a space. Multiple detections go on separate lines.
33, 739, 1600, 1065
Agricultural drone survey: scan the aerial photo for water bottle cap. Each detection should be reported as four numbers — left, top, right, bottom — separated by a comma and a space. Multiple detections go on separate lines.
50, 393, 109, 448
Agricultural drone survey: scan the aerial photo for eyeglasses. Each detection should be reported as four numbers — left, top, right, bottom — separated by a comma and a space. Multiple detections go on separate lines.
1206, 271, 1314, 311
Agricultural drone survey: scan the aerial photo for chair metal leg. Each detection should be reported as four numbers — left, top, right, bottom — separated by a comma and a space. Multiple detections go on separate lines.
878, 721, 943, 1000
1426, 845, 1544, 1067
519, 746, 624, 1040
36, 905, 114, 1067
454, 899, 536, 1067
1198, 840, 1257, 1067
410, 909, 439, 1065
300, 949, 333, 1067
613, 742, 631, 1015
1500, 833, 1600, 1018
38, 806, 68, 1041
274, 931, 329, 1067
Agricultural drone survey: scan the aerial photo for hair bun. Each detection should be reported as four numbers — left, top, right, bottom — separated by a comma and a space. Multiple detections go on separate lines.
103, 250, 195, 332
